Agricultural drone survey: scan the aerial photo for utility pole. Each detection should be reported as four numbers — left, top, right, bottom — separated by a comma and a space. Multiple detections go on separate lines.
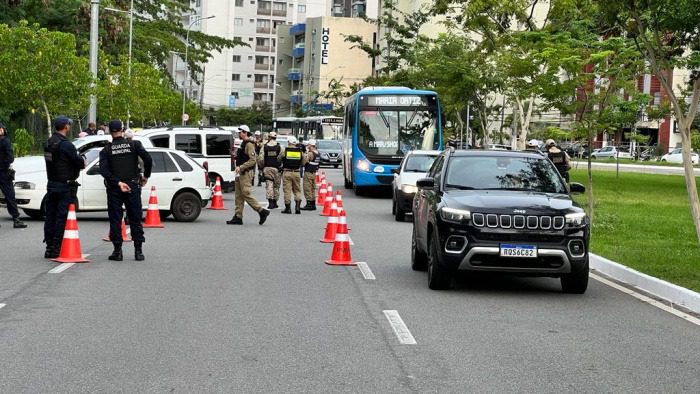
88, 0, 100, 124
465, 104, 470, 149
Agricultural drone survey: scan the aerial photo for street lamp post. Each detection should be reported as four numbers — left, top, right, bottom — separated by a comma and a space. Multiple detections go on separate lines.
88, 0, 100, 124
105, 0, 134, 127
182, 15, 216, 126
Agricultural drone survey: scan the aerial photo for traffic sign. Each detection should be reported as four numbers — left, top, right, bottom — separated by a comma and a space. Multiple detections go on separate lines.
182, 113, 190, 122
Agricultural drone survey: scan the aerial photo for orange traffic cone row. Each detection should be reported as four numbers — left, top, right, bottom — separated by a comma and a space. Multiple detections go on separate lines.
143, 186, 164, 228
320, 192, 335, 216
208, 177, 227, 210
326, 210, 355, 266
53, 204, 90, 263
316, 180, 327, 205
335, 190, 344, 210
314, 172, 321, 188
320, 204, 340, 243
102, 218, 132, 242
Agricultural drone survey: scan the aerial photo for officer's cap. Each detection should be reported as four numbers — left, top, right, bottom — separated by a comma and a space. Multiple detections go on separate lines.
308, 139, 317, 146
527, 139, 539, 147
238, 125, 251, 134
288, 136, 298, 145
269, 131, 277, 138
109, 120, 123, 133
54, 116, 73, 130
254, 130, 261, 136
545, 139, 556, 147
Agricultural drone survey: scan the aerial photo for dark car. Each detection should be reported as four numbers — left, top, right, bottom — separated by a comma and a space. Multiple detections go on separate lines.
411, 149, 590, 293
316, 139, 343, 168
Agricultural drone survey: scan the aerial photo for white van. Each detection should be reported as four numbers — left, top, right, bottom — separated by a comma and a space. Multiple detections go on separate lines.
139, 126, 234, 191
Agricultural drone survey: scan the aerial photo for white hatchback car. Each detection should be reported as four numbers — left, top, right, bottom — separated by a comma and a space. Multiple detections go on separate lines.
660, 148, 699, 165
391, 150, 440, 222
10, 147, 212, 222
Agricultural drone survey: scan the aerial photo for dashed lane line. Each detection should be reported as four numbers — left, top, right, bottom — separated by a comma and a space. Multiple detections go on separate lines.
591, 273, 700, 327
48, 263, 76, 274
383, 310, 417, 345
356, 262, 376, 280
0, 303, 6, 310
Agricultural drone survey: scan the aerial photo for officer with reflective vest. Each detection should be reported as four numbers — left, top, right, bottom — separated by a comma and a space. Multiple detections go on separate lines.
100, 120, 153, 261
261, 132, 282, 209
227, 126, 270, 225
301, 139, 320, 210
277, 136, 306, 214
545, 139, 571, 182
43, 116, 85, 259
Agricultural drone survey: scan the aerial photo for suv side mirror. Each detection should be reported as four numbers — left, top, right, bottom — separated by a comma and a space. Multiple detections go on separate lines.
416, 177, 435, 190
569, 182, 585, 194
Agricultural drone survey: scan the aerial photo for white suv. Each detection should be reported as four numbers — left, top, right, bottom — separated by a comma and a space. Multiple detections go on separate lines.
10, 147, 212, 222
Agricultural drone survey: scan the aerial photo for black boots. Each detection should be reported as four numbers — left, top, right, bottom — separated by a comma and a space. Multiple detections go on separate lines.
134, 241, 145, 261
300, 201, 316, 211
227, 216, 243, 225
13, 218, 27, 228
295, 201, 301, 214
281, 204, 292, 214
258, 208, 270, 225
109, 243, 123, 261
268, 199, 278, 209
44, 240, 59, 259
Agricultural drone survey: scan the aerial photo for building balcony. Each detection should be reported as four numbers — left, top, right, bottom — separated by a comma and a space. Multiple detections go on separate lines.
254, 82, 271, 89
257, 8, 271, 16
256, 45, 272, 52
256, 27, 276, 34
288, 68, 303, 81
255, 63, 272, 71
292, 45, 305, 59
289, 23, 305, 36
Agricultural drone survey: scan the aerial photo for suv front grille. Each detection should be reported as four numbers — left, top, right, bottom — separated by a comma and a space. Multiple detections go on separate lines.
472, 213, 565, 230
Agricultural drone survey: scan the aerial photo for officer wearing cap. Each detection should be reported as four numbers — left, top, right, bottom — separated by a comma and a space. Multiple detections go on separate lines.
0, 123, 27, 229
227, 125, 270, 225
277, 135, 306, 214
43, 116, 85, 258
545, 139, 571, 182
262, 131, 282, 209
100, 120, 153, 261
301, 139, 320, 210
526, 139, 544, 155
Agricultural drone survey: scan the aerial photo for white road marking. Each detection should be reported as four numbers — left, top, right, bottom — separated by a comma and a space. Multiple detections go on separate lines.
591, 273, 700, 327
356, 262, 376, 280
49, 263, 76, 274
0, 303, 6, 310
383, 310, 417, 345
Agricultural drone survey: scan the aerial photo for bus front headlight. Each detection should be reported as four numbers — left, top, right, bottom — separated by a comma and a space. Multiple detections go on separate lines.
356, 160, 370, 172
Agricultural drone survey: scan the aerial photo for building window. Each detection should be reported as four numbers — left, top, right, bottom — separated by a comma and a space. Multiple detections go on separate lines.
232, 74, 241, 81
249, 37, 254, 42
257, 19, 271, 28
234, 36, 242, 42
232, 55, 241, 62
654, 92, 661, 106
255, 74, 266, 82
255, 56, 269, 65
298, 4, 306, 13
234, 18, 243, 26
235, 0, 243, 6
248, 55, 253, 60
231, 92, 239, 98
256, 37, 267, 46
273, 2, 287, 11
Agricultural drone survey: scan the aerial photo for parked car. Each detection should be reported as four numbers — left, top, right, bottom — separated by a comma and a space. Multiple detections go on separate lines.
391, 150, 440, 222
9, 147, 212, 222
139, 126, 234, 191
411, 149, 590, 293
660, 148, 699, 165
486, 143, 512, 151
316, 139, 343, 168
590, 146, 630, 159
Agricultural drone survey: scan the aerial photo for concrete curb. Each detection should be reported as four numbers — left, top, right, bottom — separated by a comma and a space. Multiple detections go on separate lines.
590, 253, 700, 314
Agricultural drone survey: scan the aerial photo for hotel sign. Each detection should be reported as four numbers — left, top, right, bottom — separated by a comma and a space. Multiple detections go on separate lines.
321, 27, 330, 65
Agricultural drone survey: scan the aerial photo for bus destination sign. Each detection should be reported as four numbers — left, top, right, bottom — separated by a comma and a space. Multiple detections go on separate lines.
364, 95, 430, 107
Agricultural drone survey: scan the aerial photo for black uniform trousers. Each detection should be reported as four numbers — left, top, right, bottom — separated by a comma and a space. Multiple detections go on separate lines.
0, 170, 20, 219
43, 181, 74, 244
107, 182, 144, 243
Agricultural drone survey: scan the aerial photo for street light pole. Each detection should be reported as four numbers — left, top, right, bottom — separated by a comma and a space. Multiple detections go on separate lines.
182, 15, 216, 126
88, 0, 100, 125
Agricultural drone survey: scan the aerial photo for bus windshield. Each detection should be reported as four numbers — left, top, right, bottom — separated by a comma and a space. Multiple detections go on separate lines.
358, 106, 438, 157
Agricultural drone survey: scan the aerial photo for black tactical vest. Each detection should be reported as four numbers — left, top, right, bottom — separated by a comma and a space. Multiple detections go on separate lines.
305, 151, 320, 173
236, 140, 251, 167
106, 138, 140, 182
44, 134, 79, 182
282, 146, 303, 170
263, 144, 281, 168
548, 150, 568, 177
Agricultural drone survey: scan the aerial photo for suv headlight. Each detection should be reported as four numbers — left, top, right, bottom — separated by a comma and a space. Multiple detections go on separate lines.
565, 212, 587, 226
400, 184, 417, 194
14, 181, 36, 190
440, 207, 471, 223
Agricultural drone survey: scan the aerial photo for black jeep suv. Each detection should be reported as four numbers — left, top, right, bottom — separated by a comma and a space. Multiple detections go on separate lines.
411, 149, 590, 293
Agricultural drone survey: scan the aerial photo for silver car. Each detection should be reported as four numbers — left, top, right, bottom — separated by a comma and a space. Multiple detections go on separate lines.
316, 139, 343, 168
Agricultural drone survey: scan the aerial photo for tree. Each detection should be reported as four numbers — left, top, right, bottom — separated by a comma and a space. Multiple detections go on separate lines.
600, 0, 700, 244
0, 21, 91, 135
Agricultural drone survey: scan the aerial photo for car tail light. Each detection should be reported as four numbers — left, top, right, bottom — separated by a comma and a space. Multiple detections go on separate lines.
205, 171, 209, 187
202, 161, 209, 171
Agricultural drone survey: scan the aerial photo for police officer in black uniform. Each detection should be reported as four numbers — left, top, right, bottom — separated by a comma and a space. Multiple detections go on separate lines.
0, 124, 27, 229
43, 116, 85, 258
100, 120, 153, 261
545, 139, 571, 182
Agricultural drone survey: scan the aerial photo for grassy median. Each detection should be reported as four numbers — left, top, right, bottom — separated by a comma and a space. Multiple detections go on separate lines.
569, 169, 700, 292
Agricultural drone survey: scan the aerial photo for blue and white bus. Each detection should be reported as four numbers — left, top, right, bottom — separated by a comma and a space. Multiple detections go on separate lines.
342, 87, 444, 194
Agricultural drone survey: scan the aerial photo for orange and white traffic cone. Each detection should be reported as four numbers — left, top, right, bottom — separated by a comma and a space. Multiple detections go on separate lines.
102, 218, 132, 242
320, 204, 340, 243
314, 172, 321, 188
325, 212, 355, 266
316, 180, 327, 205
143, 186, 164, 228
52, 204, 90, 263
320, 192, 335, 217
335, 190, 344, 210
208, 177, 227, 210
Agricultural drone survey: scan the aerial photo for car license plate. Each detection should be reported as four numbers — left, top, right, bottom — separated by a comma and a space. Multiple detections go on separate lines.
500, 244, 537, 258
329, 159, 339, 162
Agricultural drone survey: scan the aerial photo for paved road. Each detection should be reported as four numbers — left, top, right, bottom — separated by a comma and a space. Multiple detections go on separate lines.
572, 160, 700, 176
1, 169, 698, 393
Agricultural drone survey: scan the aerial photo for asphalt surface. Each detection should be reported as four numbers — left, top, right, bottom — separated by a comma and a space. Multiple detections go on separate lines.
1, 169, 699, 393
572, 160, 700, 176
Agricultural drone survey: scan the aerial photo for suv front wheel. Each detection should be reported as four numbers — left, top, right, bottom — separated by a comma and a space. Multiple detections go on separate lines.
411, 225, 428, 271
427, 231, 452, 290
561, 259, 589, 294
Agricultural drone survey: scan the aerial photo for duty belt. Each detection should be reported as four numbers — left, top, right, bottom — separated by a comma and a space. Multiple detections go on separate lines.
284, 169, 300, 172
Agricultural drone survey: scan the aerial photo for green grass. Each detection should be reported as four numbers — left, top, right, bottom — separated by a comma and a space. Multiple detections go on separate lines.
572, 158, 698, 168
570, 169, 700, 292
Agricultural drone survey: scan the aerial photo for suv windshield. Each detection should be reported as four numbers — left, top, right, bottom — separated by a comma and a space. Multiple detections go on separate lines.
445, 156, 567, 193
403, 154, 437, 172
317, 140, 341, 150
